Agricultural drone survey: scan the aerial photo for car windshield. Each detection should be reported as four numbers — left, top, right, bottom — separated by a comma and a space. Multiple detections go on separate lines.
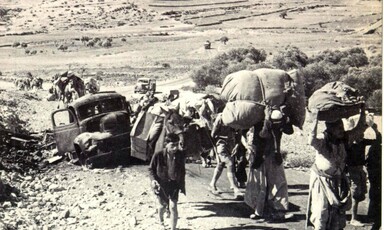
77, 97, 125, 120
138, 79, 149, 84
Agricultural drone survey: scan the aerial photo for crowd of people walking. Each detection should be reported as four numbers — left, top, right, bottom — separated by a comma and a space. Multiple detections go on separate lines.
144, 82, 381, 230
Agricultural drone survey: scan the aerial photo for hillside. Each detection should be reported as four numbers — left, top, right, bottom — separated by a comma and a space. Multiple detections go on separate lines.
0, 0, 381, 85
0, 1, 382, 229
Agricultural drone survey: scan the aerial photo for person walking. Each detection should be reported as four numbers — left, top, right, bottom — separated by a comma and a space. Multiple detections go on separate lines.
208, 113, 243, 199
366, 123, 381, 230
344, 115, 376, 227
233, 130, 247, 188
149, 133, 186, 230
244, 110, 293, 222
306, 104, 367, 230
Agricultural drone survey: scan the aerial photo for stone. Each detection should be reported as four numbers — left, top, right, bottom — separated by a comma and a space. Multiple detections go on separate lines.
34, 183, 43, 191
20, 181, 28, 188
20, 193, 28, 199
48, 184, 65, 192
10, 193, 17, 198
28, 202, 38, 209
71, 206, 82, 216
28, 191, 37, 197
129, 216, 137, 228
2, 201, 12, 208
67, 217, 77, 225
17, 201, 24, 208
61, 210, 70, 219
38, 201, 46, 207
97, 190, 105, 196
50, 212, 59, 220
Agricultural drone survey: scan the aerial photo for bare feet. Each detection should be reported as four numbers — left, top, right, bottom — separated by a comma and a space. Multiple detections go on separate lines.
208, 185, 221, 195
233, 190, 244, 200
350, 219, 364, 227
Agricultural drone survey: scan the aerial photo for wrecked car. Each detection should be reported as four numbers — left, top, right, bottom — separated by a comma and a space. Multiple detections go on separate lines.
51, 91, 132, 167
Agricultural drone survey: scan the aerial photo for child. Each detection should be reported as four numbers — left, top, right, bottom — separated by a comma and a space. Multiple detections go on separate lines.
149, 133, 186, 230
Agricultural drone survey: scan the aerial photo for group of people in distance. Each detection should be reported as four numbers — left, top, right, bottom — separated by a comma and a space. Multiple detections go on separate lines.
145, 91, 381, 230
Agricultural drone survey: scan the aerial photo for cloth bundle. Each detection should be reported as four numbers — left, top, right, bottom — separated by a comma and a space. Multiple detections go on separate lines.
308, 81, 364, 122
220, 68, 306, 130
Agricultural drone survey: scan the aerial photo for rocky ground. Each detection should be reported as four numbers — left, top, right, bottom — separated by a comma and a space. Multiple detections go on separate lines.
0, 86, 379, 230
0, 0, 381, 229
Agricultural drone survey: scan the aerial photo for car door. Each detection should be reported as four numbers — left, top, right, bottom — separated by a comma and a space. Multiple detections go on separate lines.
51, 108, 80, 154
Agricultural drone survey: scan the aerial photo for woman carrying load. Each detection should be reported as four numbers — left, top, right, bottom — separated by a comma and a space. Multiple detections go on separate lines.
306, 103, 367, 230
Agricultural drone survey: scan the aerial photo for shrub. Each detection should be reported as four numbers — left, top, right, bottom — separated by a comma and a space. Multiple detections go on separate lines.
204, 85, 220, 94
300, 62, 331, 97
58, 44, 68, 51
272, 45, 308, 70
191, 65, 222, 89
81, 36, 90, 42
279, 11, 288, 19
225, 47, 266, 63
180, 85, 198, 92
369, 54, 382, 67
219, 36, 229, 44
310, 47, 368, 68
310, 49, 345, 64
0, 106, 29, 134
101, 40, 111, 47
86, 41, 94, 47
339, 53, 368, 68
12, 41, 20, 47
301, 47, 371, 97
191, 47, 267, 89
366, 89, 382, 111
162, 63, 171, 68
96, 71, 103, 80
341, 66, 382, 100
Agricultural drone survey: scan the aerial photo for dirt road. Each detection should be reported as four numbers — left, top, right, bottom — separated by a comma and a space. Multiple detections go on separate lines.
0, 85, 377, 230
1, 159, 374, 230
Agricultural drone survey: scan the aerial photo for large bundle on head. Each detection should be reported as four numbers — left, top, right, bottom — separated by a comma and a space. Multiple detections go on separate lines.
220, 68, 306, 129
308, 81, 364, 122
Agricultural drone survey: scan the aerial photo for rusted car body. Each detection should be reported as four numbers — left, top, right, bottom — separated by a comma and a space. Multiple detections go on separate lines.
51, 91, 131, 164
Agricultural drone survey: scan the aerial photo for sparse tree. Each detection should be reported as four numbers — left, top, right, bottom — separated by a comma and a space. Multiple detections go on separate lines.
279, 11, 287, 19
219, 36, 229, 45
